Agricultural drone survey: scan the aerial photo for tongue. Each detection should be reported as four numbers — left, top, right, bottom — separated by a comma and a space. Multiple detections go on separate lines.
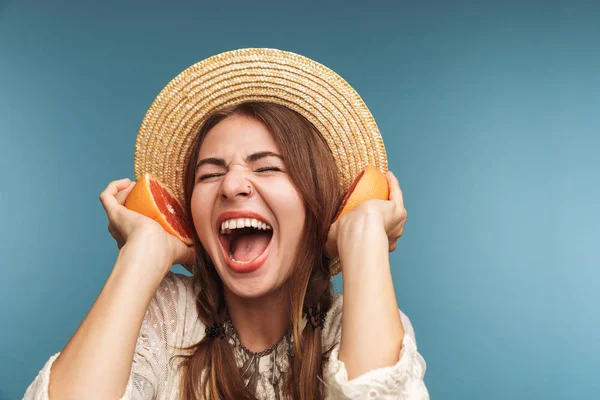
231, 231, 271, 262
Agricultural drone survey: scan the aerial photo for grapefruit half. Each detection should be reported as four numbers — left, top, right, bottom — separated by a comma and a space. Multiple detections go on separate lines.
333, 165, 390, 223
124, 173, 194, 246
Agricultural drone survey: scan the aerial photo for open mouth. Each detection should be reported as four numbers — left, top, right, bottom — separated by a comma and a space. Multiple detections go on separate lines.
217, 218, 274, 272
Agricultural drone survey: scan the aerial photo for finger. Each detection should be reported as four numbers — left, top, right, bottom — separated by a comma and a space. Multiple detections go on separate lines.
386, 171, 404, 209
115, 181, 136, 205
99, 178, 131, 214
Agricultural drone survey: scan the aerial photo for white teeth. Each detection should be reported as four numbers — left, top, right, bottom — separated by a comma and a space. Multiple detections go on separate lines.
220, 217, 272, 234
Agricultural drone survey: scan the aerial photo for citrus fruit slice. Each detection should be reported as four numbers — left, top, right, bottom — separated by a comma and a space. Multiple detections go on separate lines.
333, 165, 390, 223
124, 173, 194, 246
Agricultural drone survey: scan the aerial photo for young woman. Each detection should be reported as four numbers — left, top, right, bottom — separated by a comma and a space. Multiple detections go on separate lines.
25, 49, 429, 399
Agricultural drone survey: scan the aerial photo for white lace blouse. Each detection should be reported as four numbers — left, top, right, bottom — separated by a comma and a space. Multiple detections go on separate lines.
24, 271, 430, 399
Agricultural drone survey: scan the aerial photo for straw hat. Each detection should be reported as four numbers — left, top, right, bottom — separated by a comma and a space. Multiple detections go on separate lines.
133, 48, 388, 276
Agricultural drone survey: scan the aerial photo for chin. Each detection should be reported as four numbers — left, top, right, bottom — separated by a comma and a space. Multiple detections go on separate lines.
225, 278, 276, 299
218, 257, 289, 300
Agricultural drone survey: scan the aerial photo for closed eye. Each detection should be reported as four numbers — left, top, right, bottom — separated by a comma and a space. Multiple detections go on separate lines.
197, 173, 224, 182
197, 167, 282, 182
255, 167, 283, 173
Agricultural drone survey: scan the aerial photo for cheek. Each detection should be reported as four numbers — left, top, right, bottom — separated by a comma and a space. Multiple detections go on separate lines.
275, 177, 304, 211
190, 188, 215, 241
273, 185, 306, 239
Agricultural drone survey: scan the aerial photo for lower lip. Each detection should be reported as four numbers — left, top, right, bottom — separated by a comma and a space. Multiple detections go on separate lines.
219, 237, 273, 274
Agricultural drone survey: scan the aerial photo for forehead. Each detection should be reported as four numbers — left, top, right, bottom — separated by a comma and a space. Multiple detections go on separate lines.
198, 115, 279, 157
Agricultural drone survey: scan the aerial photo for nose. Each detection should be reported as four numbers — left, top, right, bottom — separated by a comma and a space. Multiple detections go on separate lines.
219, 167, 253, 201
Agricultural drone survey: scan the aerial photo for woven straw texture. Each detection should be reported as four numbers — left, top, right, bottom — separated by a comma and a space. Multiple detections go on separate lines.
133, 48, 388, 276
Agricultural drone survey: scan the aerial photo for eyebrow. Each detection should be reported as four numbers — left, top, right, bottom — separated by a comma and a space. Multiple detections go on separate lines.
195, 151, 284, 172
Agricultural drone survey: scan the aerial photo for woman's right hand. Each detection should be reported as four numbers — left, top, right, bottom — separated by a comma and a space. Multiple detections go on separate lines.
99, 178, 196, 268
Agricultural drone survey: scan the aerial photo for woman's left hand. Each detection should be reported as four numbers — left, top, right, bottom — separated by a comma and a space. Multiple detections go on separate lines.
325, 170, 407, 259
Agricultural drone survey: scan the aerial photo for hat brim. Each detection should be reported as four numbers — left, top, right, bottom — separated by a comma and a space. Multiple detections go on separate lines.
134, 48, 387, 277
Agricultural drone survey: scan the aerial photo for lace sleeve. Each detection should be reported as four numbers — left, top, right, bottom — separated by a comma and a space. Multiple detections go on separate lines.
23, 271, 195, 400
322, 295, 430, 400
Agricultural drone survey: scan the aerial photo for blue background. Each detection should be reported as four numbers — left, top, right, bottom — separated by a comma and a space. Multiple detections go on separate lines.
1, 1, 598, 399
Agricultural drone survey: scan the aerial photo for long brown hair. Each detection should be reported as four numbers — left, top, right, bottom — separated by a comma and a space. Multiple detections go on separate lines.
173, 102, 343, 399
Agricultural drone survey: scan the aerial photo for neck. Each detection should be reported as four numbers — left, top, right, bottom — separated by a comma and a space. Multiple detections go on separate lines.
224, 286, 291, 353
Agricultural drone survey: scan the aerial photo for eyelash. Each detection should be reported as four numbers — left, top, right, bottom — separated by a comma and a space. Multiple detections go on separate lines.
197, 167, 282, 182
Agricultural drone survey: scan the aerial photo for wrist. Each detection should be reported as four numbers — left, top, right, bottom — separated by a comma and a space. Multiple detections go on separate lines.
117, 237, 172, 280
337, 218, 387, 260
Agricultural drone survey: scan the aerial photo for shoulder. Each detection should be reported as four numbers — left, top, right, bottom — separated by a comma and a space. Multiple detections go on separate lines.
148, 271, 198, 312
144, 271, 203, 344
321, 294, 418, 347
156, 270, 197, 299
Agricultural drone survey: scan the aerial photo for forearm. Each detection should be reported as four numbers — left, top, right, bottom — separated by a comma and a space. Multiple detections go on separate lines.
49, 243, 168, 400
338, 220, 404, 380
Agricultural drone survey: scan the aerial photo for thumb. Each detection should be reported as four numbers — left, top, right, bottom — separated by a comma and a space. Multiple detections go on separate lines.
99, 178, 132, 216
115, 181, 136, 205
